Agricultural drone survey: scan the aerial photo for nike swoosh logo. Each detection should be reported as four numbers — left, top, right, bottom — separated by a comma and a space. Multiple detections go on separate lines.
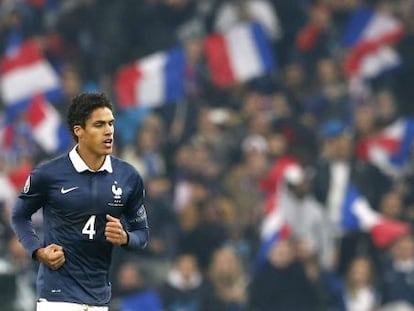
61, 186, 79, 194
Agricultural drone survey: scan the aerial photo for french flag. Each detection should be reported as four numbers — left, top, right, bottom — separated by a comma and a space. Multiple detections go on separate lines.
341, 184, 410, 248
114, 47, 185, 109
255, 157, 298, 267
358, 118, 414, 175
204, 22, 276, 87
0, 34, 61, 114
25, 94, 71, 154
342, 6, 404, 79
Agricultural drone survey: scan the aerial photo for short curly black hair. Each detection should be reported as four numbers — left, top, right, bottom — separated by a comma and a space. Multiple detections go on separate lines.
67, 92, 113, 142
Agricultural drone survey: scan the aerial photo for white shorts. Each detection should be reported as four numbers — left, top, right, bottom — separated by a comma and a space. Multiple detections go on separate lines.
36, 299, 108, 311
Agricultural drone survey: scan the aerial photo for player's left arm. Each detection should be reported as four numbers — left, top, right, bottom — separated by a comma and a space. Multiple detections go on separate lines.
106, 172, 149, 249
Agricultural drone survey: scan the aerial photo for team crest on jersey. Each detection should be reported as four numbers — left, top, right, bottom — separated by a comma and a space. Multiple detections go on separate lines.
23, 176, 31, 193
112, 181, 123, 199
108, 181, 124, 207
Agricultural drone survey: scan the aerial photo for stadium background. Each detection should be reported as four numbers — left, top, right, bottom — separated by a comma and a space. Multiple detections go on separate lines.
1, 0, 414, 310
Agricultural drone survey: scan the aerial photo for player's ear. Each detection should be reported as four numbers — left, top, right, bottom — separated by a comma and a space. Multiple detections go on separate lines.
73, 125, 83, 140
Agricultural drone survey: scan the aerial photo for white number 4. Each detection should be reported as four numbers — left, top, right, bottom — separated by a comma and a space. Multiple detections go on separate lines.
82, 215, 96, 240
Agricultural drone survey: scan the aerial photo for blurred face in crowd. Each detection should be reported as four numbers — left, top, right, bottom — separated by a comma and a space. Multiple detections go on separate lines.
284, 63, 305, 90
117, 262, 143, 292
248, 112, 271, 136
268, 239, 295, 268
137, 128, 159, 152
267, 133, 287, 159
324, 133, 353, 161
272, 93, 291, 119
379, 191, 403, 220
211, 247, 241, 277
354, 104, 375, 136
346, 257, 373, 289
242, 92, 263, 116
391, 235, 414, 262
317, 58, 339, 85
244, 151, 269, 179
310, 5, 331, 29
179, 205, 199, 231
176, 254, 199, 283
198, 108, 218, 135
295, 238, 315, 262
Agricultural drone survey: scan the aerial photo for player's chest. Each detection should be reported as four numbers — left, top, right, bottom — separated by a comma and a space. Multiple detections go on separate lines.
47, 173, 130, 216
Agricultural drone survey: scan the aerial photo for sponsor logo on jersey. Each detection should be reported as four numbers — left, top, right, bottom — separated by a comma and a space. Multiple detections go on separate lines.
60, 186, 79, 194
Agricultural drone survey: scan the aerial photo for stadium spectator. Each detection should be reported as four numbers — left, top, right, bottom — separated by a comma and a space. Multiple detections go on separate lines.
111, 260, 163, 311
343, 256, 380, 311
248, 238, 320, 311
159, 253, 210, 311
205, 246, 248, 311
379, 234, 414, 308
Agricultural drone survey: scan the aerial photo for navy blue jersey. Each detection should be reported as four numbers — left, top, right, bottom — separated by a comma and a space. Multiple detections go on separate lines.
11, 148, 149, 306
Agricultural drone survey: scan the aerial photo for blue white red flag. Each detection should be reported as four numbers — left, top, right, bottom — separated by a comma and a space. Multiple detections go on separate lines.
342, 6, 404, 80
341, 184, 409, 248
25, 94, 71, 154
204, 22, 276, 87
358, 118, 414, 176
0, 34, 61, 115
254, 157, 299, 267
115, 47, 185, 109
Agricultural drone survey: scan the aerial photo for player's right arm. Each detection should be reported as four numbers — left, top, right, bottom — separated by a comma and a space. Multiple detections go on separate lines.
10, 167, 59, 261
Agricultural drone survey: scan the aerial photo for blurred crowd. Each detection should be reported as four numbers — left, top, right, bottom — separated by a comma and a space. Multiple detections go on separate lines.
2, 0, 414, 310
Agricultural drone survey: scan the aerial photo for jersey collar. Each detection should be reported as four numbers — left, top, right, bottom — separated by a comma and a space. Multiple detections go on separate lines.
69, 145, 113, 173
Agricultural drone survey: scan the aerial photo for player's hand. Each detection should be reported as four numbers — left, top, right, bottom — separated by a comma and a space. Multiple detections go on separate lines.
105, 214, 128, 246
35, 244, 65, 270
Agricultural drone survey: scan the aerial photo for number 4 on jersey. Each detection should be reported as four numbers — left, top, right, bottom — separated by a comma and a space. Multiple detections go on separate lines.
82, 215, 96, 239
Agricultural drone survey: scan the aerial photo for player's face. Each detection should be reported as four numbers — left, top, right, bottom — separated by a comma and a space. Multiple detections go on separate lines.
76, 107, 114, 157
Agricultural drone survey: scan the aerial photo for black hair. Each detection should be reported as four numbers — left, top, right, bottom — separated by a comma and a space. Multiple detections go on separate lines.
67, 92, 113, 142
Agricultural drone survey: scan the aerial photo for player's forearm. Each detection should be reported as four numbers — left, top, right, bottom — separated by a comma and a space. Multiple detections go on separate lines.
10, 198, 43, 258
123, 227, 149, 250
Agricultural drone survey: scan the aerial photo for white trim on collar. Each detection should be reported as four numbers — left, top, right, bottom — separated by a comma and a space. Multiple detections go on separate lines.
69, 145, 113, 173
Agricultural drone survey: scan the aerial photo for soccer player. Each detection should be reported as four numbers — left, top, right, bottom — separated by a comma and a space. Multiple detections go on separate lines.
10, 92, 149, 311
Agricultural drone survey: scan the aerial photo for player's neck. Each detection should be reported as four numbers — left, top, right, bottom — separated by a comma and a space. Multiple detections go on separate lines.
76, 145, 106, 171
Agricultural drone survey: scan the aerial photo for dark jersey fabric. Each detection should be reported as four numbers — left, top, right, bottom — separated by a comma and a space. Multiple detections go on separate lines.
11, 153, 149, 306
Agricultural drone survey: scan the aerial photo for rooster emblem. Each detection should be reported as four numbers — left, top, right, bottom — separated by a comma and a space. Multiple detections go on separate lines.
112, 181, 123, 199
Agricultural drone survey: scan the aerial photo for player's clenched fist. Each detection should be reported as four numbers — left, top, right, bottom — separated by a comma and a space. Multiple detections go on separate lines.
105, 214, 128, 246
35, 244, 65, 270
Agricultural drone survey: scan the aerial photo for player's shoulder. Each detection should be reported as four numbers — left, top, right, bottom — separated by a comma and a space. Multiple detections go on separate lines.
34, 153, 71, 174
110, 156, 142, 178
